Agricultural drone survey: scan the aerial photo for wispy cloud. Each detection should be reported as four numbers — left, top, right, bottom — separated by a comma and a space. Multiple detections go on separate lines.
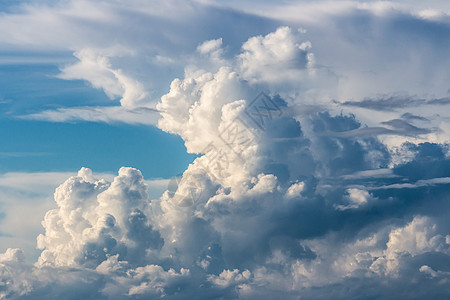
21, 106, 160, 125
0, 152, 50, 158
340, 96, 450, 111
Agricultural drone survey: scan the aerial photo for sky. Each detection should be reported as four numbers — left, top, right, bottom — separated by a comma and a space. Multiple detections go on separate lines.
0, 0, 450, 299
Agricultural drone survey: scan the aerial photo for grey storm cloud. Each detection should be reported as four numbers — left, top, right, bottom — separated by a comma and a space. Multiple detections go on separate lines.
401, 112, 430, 122
320, 116, 433, 138
340, 96, 450, 111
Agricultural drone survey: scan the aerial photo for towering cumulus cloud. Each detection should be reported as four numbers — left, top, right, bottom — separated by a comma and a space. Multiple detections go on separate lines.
2, 24, 450, 299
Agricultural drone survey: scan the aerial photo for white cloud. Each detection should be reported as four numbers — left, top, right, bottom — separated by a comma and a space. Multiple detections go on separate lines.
1, 3, 450, 298
285, 181, 305, 199
370, 216, 450, 276
36, 167, 163, 268
419, 265, 450, 278
102, 264, 190, 297
197, 38, 225, 59
208, 268, 251, 288
0, 248, 34, 299
197, 38, 222, 55
238, 26, 314, 85
57, 48, 149, 108
334, 188, 371, 210
0, 172, 75, 261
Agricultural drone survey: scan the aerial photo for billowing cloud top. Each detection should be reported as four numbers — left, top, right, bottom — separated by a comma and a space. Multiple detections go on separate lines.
1, 1, 450, 299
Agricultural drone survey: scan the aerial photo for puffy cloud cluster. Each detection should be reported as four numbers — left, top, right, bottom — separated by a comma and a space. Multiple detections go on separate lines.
36, 167, 163, 268
1, 5, 450, 299
1, 168, 190, 299
238, 26, 315, 84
